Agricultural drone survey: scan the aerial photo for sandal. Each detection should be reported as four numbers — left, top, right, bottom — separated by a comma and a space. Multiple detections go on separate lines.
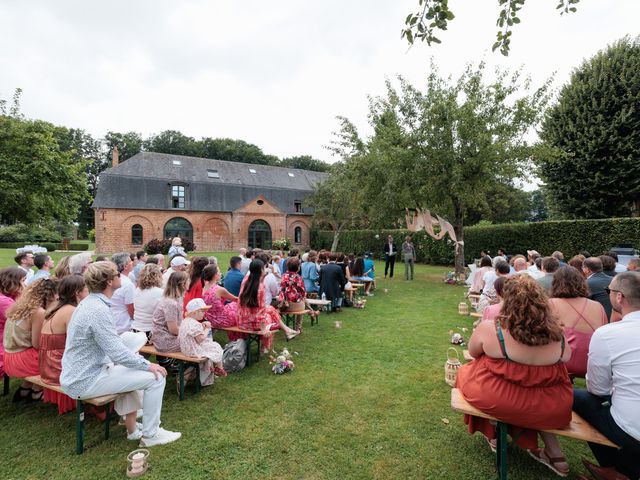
12, 386, 32, 403
213, 366, 228, 377
285, 330, 300, 341
30, 389, 44, 402
485, 436, 497, 454
528, 448, 570, 477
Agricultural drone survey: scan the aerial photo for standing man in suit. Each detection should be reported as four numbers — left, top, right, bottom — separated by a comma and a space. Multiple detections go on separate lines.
383, 235, 397, 279
583, 257, 613, 321
318, 253, 347, 312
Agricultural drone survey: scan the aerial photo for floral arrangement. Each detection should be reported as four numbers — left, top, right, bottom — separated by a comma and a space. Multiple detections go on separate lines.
443, 271, 465, 286
353, 297, 367, 309
269, 348, 297, 374
271, 238, 291, 251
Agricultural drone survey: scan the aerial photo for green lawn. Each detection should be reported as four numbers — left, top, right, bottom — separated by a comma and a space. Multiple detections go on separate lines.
0, 260, 594, 479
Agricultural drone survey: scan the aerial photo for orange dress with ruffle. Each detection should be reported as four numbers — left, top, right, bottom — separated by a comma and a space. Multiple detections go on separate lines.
39, 333, 76, 414
455, 324, 573, 450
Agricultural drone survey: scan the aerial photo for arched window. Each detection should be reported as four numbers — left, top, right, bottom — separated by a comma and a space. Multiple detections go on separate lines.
131, 224, 143, 245
294, 226, 302, 244
248, 220, 272, 249
164, 217, 193, 241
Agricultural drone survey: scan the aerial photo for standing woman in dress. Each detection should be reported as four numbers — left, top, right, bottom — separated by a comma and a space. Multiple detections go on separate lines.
401, 236, 416, 280
39, 275, 88, 413
4, 278, 58, 402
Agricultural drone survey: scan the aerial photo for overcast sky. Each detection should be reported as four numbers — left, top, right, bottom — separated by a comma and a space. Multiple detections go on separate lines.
1, 1, 638, 164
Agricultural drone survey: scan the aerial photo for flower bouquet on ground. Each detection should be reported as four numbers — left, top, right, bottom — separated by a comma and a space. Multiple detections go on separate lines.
269, 348, 297, 374
353, 297, 367, 309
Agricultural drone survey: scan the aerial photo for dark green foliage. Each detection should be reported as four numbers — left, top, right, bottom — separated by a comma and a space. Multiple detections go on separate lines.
280, 155, 331, 172
314, 217, 640, 264
0, 224, 63, 243
144, 130, 200, 157
104, 131, 144, 163
0, 242, 57, 251
144, 237, 195, 255
538, 36, 640, 218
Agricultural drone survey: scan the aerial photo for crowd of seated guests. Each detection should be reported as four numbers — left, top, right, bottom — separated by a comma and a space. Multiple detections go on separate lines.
462, 248, 640, 479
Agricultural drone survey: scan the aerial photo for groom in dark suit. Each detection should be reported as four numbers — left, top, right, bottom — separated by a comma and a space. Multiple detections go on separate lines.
383, 235, 397, 279
583, 257, 613, 321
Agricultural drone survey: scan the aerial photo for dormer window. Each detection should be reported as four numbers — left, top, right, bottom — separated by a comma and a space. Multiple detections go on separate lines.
207, 169, 220, 178
172, 160, 182, 166
294, 201, 303, 213
171, 185, 185, 209
249, 168, 257, 174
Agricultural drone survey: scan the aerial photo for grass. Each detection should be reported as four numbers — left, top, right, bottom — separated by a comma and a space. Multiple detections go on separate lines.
0, 258, 595, 479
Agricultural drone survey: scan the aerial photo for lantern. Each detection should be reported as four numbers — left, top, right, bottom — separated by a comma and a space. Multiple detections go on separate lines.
445, 348, 461, 387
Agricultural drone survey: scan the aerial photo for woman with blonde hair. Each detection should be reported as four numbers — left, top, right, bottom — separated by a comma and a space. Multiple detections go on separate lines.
457, 274, 573, 476
4, 278, 59, 402
132, 264, 164, 341
167, 237, 185, 260
54, 256, 72, 279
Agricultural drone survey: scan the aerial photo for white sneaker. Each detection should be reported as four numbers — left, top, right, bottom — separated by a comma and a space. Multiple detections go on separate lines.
139, 427, 182, 447
127, 423, 144, 441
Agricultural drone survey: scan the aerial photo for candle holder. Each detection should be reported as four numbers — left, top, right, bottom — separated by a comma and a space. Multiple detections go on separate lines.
334, 320, 342, 329
126, 449, 150, 478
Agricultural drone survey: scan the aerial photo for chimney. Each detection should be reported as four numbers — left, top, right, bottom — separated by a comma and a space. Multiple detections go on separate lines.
112, 146, 119, 167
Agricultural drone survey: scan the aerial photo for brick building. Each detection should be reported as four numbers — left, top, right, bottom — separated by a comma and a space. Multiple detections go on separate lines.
93, 151, 326, 254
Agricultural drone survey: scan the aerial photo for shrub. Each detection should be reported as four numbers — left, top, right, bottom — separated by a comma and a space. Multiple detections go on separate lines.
312, 217, 640, 265
88, 229, 96, 242
144, 237, 195, 255
0, 224, 62, 243
0, 242, 57, 252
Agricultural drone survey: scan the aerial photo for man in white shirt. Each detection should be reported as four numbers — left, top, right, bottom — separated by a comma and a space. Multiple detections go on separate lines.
240, 248, 252, 276
14, 251, 34, 283
162, 256, 190, 287
573, 271, 640, 480
111, 252, 136, 334
256, 252, 279, 306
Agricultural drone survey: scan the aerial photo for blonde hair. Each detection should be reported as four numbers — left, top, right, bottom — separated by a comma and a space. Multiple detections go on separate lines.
6, 278, 58, 324
137, 263, 163, 290
163, 271, 188, 300
55, 256, 72, 279
83, 261, 118, 293
171, 237, 182, 247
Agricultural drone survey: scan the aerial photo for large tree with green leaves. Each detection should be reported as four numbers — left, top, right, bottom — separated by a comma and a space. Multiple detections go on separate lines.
537, 36, 640, 219
329, 62, 551, 272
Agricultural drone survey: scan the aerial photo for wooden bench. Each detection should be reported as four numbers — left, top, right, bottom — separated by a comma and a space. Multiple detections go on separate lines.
306, 298, 332, 318
24, 375, 126, 454
138, 345, 204, 401
344, 287, 358, 302
281, 309, 314, 328
450, 388, 618, 479
470, 312, 482, 318
217, 326, 271, 366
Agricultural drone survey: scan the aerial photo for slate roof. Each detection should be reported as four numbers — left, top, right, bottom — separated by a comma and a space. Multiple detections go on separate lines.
92, 152, 327, 214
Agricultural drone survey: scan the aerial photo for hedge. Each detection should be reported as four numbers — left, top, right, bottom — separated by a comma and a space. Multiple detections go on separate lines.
0, 242, 60, 252
312, 217, 640, 265
0, 224, 62, 243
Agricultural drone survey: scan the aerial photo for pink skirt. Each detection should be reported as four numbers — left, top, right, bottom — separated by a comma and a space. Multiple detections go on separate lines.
4, 348, 39, 378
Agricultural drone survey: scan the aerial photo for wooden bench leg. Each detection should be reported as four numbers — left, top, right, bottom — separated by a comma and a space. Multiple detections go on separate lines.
496, 421, 508, 480
3, 374, 9, 396
76, 400, 85, 455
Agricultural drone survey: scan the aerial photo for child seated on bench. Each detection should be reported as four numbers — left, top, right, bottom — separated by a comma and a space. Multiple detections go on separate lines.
179, 299, 227, 386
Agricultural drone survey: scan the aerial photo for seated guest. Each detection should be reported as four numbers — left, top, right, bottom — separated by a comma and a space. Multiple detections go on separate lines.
202, 265, 238, 330
627, 258, 639, 271
54, 256, 72, 279
350, 257, 374, 296
363, 252, 376, 289
470, 256, 493, 294
573, 272, 640, 480
178, 299, 226, 387
457, 275, 572, 476
4, 278, 58, 402
319, 253, 347, 311
183, 256, 209, 313
167, 237, 185, 260
513, 257, 531, 276
552, 251, 567, 266
583, 257, 613, 320
548, 266, 607, 378
39, 275, 88, 414
527, 251, 545, 279
568, 254, 586, 272
162, 255, 189, 288
223, 256, 244, 297
14, 251, 35, 284
61, 261, 181, 447
278, 257, 318, 329
237, 260, 299, 353
537, 256, 560, 294
68, 252, 92, 276
477, 261, 510, 313
0, 268, 27, 380
111, 252, 136, 334
301, 251, 320, 295
271, 255, 284, 280
480, 277, 506, 323
28, 254, 55, 285
255, 252, 279, 307
607, 251, 627, 273
132, 264, 164, 342
240, 248, 253, 275
129, 251, 148, 285
152, 271, 188, 355
600, 255, 618, 278
281, 249, 299, 276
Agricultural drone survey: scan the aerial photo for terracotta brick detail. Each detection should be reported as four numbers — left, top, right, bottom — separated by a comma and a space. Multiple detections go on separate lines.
95, 196, 313, 253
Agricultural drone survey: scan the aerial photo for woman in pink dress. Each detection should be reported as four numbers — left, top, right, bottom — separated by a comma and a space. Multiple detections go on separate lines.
548, 266, 607, 378
0, 267, 27, 380
4, 277, 58, 402
202, 264, 238, 330
237, 259, 299, 353
470, 255, 493, 294
39, 275, 88, 414
480, 277, 506, 323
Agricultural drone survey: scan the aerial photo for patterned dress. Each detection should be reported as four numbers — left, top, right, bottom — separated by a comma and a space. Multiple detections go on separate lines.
178, 317, 223, 386
279, 271, 306, 304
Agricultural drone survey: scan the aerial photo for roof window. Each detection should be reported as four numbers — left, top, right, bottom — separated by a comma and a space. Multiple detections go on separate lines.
207, 169, 220, 178
249, 168, 257, 174
288, 172, 295, 177
172, 160, 182, 166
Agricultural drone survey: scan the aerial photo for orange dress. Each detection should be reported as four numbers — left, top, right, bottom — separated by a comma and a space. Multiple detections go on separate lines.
455, 324, 572, 450
39, 333, 76, 414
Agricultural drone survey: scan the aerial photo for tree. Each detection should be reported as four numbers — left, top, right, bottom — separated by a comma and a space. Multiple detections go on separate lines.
330, 62, 551, 272
305, 162, 364, 251
0, 116, 88, 225
537, 36, 640, 219
527, 189, 549, 222
200, 137, 277, 165
402, 0, 580, 55
144, 130, 200, 157
104, 131, 143, 164
279, 155, 331, 172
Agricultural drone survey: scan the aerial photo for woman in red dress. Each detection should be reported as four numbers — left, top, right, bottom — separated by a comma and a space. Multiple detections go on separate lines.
456, 274, 573, 477
183, 256, 209, 314
237, 259, 299, 353
39, 275, 88, 414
